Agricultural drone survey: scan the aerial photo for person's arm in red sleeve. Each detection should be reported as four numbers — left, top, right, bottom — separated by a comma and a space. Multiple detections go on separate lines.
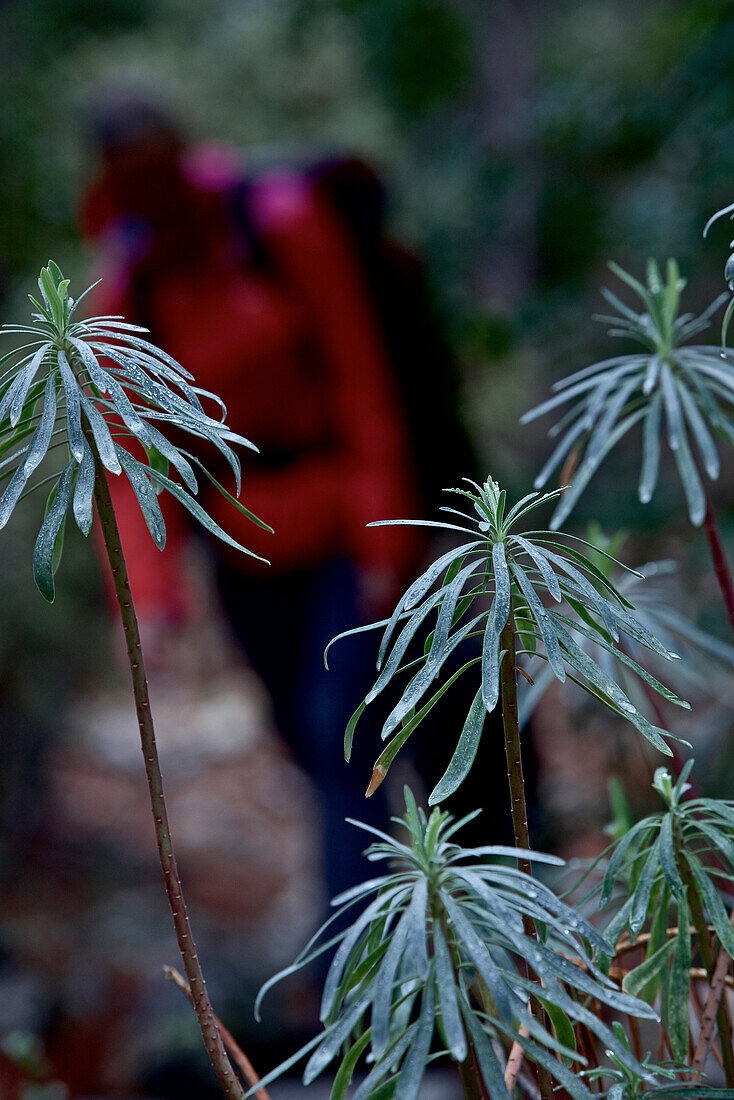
253, 174, 422, 609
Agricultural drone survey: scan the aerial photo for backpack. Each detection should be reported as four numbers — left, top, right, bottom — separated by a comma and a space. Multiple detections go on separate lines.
230, 156, 477, 513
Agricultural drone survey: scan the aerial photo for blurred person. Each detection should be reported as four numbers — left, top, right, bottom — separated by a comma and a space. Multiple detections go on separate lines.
79, 91, 426, 910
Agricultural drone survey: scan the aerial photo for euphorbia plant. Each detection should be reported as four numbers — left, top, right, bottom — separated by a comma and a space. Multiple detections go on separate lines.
253, 790, 659, 1100
328, 475, 688, 858
521, 259, 734, 633
257, 475, 703, 1100
588, 762, 734, 1081
0, 264, 271, 1100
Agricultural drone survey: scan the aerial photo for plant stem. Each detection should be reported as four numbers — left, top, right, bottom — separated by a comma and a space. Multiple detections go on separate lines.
165, 967, 270, 1100
91, 451, 245, 1100
702, 487, 734, 635
499, 614, 532, 877
675, 834, 734, 1085
691, 909, 734, 1079
498, 611, 554, 1100
457, 1044, 490, 1100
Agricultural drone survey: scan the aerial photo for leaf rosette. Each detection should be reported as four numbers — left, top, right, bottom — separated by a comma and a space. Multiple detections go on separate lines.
327, 476, 688, 802
522, 259, 734, 528
0, 264, 269, 600
252, 789, 658, 1100
578, 762, 734, 1068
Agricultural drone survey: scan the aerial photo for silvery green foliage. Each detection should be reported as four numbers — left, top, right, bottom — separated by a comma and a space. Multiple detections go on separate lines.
580, 763, 734, 1067
580, 1022, 731, 1100
327, 477, 688, 801
0, 264, 269, 600
521, 260, 734, 528
252, 789, 657, 1100
519, 543, 734, 729
704, 200, 734, 348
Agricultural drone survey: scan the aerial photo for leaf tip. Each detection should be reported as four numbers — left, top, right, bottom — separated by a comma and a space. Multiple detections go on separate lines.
365, 765, 386, 798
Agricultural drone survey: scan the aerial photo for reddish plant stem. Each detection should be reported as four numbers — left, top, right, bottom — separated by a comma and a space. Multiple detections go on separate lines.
92, 452, 245, 1100
498, 612, 554, 1100
457, 1042, 491, 1100
703, 488, 734, 636
165, 967, 270, 1100
499, 615, 533, 878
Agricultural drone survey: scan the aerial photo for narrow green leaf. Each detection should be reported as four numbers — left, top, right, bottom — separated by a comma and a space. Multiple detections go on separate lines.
146, 464, 268, 562
458, 995, 512, 1100
0, 459, 31, 530
659, 813, 684, 899
630, 837, 661, 935
344, 699, 367, 763
671, 425, 705, 526
432, 922, 467, 1062
393, 979, 434, 1100
371, 914, 410, 1057
8, 343, 51, 427
23, 369, 58, 476
78, 391, 122, 475
184, 451, 273, 531
32, 462, 74, 601
116, 447, 166, 549
481, 541, 511, 711
73, 440, 96, 536
622, 938, 675, 998
687, 854, 734, 959
639, 390, 663, 503
373, 657, 480, 789
429, 687, 485, 804
550, 408, 646, 529
677, 378, 720, 479
664, 358, 686, 448
669, 888, 690, 1063
511, 560, 565, 681
536, 997, 576, 1066
329, 1029, 371, 1100
57, 350, 84, 462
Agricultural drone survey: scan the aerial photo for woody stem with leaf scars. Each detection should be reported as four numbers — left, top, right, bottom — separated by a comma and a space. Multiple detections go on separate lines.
498, 608, 554, 1100
499, 609, 532, 875
89, 431, 246, 1100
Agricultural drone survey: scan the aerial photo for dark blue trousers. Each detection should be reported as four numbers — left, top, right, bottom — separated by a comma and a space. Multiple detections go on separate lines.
214, 556, 389, 908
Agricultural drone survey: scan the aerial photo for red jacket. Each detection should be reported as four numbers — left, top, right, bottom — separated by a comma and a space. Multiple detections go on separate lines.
81, 147, 420, 620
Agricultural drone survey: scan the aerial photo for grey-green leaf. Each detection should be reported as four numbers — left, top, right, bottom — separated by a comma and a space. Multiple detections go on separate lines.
116, 447, 166, 549
23, 369, 58, 476
393, 980, 434, 1100
432, 921, 467, 1061
147, 464, 267, 561
481, 541, 511, 711
78, 391, 122, 475
73, 440, 96, 535
57, 351, 84, 462
429, 689, 485, 805
33, 462, 74, 601
669, 887, 690, 1064
9, 343, 51, 427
